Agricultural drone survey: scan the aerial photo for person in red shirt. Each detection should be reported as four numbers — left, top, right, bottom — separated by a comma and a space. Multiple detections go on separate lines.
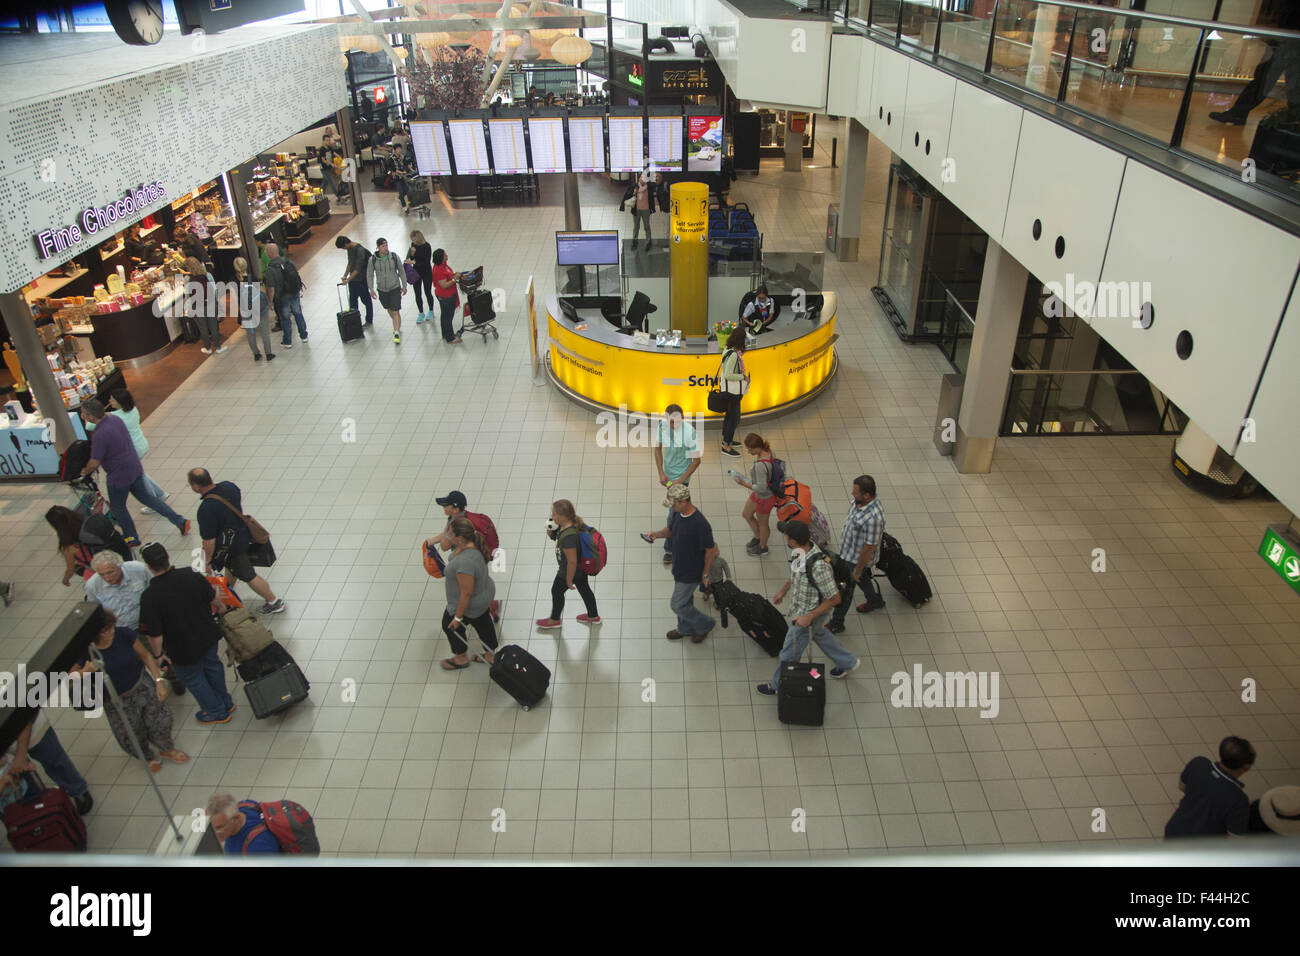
432, 248, 462, 345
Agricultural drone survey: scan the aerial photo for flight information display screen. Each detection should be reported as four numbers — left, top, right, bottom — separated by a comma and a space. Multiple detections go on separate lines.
488, 118, 528, 174
607, 115, 644, 172
528, 117, 566, 173
648, 116, 683, 172
409, 121, 452, 176
568, 116, 606, 173
448, 119, 490, 175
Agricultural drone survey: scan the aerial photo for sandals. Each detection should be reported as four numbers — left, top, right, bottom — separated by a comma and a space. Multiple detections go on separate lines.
470, 653, 496, 665
159, 749, 189, 764
440, 657, 470, 671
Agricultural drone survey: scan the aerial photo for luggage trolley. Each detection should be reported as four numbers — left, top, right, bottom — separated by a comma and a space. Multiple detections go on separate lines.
456, 265, 499, 342
403, 173, 432, 219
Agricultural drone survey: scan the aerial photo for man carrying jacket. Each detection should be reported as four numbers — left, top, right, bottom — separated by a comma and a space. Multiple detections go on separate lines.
367, 237, 408, 345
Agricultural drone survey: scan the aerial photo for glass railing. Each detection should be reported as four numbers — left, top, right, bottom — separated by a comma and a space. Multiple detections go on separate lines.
1001, 369, 1187, 436
836, 0, 1300, 201
760, 250, 825, 295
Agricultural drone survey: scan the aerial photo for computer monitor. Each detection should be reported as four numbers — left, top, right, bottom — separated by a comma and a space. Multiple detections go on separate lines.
625, 291, 655, 332
556, 230, 620, 266
557, 298, 580, 323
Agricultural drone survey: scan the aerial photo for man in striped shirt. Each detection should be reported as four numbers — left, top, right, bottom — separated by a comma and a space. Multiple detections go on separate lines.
827, 475, 885, 634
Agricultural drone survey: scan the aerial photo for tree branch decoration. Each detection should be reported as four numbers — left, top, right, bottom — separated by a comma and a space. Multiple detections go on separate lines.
404, 45, 488, 112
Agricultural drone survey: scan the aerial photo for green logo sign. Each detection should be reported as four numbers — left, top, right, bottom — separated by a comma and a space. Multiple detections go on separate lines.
1258, 525, 1300, 594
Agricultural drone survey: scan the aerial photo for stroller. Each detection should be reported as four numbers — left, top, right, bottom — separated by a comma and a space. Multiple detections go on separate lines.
456, 266, 499, 342
59, 440, 110, 519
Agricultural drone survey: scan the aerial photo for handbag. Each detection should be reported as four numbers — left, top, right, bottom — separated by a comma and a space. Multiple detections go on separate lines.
245, 540, 277, 568
422, 540, 446, 578
404, 260, 419, 284
707, 390, 729, 413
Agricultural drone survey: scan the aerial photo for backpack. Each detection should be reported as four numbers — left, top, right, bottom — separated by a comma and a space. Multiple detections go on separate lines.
577, 525, 608, 575
272, 257, 303, 295
774, 479, 812, 523
238, 280, 267, 328
218, 605, 274, 664
79, 514, 132, 562
804, 548, 850, 603
759, 457, 787, 493
808, 505, 833, 552
60, 440, 92, 482
237, 799, 320, 856
421, 540, 446, 578
465, 512, 500, 555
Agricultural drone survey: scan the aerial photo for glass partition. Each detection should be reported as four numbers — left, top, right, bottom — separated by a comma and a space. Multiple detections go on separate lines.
1002, 370, 1187, 435
898, 0, 941, 52
937, 6, 995, 70
760, 251, 825, 295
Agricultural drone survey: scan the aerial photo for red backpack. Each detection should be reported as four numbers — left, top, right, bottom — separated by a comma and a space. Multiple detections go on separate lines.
577, 525, 608, 575
465, 511, 500, 554
239, 799, 320, 856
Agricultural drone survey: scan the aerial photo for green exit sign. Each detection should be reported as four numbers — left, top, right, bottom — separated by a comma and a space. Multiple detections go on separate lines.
1259, 524, 1300, 594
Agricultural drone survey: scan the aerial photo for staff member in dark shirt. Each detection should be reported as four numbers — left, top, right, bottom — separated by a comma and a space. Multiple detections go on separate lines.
741, 286, 776, 334
187, 467, 284, 615
137, 543, 235, 725
1164, 736, 1255, 838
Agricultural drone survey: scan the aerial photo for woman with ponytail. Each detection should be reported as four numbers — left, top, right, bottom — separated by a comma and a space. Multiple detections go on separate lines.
535, 499, 600, 629
731, 432, 777, 556
438, 515, 498, 670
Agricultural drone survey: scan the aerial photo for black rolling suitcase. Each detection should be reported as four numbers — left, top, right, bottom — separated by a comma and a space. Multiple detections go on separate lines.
335, 283, 364, 343
713, 582, 787, 657
237, 640, 310, 718
406, 179, 430, 207
883, 556, 932, 608
489, 644, 550, 710
777, 639, 825, 727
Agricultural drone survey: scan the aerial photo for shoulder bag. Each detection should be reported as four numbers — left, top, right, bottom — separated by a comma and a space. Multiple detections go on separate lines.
203, 493, 276, 568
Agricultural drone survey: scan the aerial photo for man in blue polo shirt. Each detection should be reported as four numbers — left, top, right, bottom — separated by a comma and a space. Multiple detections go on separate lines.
653, 404, 701, 566
1164, 736, 1255, 838
79, 399, 190, 546
206, 793, 280, 855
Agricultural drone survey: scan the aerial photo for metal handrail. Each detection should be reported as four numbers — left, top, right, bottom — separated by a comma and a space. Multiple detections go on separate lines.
1008, 368, 1144, 376
842, 0, 1300, 41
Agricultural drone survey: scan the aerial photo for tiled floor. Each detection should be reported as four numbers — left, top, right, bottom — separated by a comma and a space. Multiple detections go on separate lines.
2, 128, 1297, 859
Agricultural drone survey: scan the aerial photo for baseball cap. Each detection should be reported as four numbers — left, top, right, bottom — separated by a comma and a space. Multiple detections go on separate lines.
435, 491, 467, 509
776, 520, 811, 544
663, 483, 691, 507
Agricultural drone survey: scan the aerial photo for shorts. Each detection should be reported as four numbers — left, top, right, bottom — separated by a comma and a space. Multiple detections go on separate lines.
225, 550, 256, 584
378, 287, 402, 311
749, 492, 775, 516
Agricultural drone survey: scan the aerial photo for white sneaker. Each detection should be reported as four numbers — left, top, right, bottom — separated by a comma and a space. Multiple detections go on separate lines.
200, 348, 212, 355
141, 507, 154, 515
216, 346, 228, 354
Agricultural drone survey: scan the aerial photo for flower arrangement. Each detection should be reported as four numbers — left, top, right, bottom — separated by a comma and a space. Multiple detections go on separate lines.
713, 320, 737, 340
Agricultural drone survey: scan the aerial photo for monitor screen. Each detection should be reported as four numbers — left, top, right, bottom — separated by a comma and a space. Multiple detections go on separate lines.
528, 117, 566, 173
410, 120, 453, 175
648, 116, 683, 172
687, 116, 723, 172
448, 119, 491, 174
556, 230, 620, 266
568, 117, 605, 173
607, 115, 644, 172
488, 118, 528, 174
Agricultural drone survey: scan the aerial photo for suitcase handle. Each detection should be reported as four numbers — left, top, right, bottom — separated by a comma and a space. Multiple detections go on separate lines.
336, 282, 348, 313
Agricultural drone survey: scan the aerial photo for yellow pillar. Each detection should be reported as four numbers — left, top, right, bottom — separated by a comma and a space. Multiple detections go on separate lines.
669, 181, 709, 336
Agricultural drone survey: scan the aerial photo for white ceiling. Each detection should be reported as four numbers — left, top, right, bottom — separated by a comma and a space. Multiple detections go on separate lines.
0, 23, 326, 107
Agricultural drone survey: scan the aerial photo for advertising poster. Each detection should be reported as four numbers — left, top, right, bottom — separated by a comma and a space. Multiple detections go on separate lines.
526, 275, 538, 375
687, 116, 723, 171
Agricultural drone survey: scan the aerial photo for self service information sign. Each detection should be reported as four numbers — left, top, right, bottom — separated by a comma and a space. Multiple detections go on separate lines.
1258, 524, 1300, 594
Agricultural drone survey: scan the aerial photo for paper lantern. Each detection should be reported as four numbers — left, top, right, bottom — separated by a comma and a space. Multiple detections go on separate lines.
503, 33, 523, 48
509, 4, 527, 15
394, 47, 408, 59
340, 53, 350, 67
550, 34, 592, 65
420, 31, 451, 49
359, 34, 383, 54
530, 27, 562, 44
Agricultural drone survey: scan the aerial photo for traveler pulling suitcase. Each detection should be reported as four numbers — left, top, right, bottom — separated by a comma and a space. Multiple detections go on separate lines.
2, 771, 88, 852
335, 282, 364, 343
237, 640, 310, 718
777, 641, 826, 727
489, 644, 551, 710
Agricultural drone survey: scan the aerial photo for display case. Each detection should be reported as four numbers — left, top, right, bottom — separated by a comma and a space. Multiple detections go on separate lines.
757, 110, 816, 158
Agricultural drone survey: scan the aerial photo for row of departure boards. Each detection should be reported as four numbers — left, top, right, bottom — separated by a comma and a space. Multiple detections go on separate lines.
409, 115, 723, 177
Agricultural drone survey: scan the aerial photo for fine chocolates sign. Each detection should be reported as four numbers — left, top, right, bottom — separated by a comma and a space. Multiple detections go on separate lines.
34, 181, 168, 259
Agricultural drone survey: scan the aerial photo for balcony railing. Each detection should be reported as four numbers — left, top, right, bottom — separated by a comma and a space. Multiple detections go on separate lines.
836, 0, 1300, 203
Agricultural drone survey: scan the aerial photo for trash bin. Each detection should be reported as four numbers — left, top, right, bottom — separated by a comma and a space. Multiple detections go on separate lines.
933, 373, 964, 456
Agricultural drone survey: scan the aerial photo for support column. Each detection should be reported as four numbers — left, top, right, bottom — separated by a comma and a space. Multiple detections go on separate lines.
563, 173, 582, 231
0, 292, 77, 450
669, 181, 709, 336
226, 171, 261, 280
953, 239, 1028, 474
834, 117, 868, 261
337, 107, 365, 216
784, 114, 803, 172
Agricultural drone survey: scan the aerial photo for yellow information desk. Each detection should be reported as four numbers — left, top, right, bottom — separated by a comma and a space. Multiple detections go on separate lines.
545, 292, 838, 418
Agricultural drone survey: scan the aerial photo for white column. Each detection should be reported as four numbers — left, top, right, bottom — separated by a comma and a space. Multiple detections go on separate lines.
834, 118, 868, 261
953, 239, 1029, 473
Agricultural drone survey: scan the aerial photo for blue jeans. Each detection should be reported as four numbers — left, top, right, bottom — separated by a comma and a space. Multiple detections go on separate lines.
321, 165, 340, 197
670, 579, 714, 636
107, 474, 186, 543
172, 643, 233, 717
142, 472, 167, 500
277, 293, 307, 344
28, 726, 89, 798
771, 615, 858, 688
348, 279, 374, 323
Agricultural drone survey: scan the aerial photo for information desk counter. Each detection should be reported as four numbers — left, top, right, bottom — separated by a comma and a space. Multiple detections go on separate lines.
545, 293, 838, 418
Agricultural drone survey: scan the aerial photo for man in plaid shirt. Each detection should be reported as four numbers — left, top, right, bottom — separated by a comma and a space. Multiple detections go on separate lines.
827, 475, 885, 634
756, 520, 860, 697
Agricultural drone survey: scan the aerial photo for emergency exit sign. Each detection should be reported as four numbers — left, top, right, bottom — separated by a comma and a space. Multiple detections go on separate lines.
1259, 525, 1300, 594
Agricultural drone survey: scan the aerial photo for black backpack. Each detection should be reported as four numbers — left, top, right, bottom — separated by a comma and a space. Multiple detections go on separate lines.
273, 258, 303, 295
80, 513, 132, 562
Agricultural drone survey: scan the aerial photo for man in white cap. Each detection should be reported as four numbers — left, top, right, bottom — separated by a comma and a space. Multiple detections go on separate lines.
1250, 786, 1300, 836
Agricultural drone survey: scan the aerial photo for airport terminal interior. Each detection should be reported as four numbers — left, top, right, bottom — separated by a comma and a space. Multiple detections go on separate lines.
0, 0, 1297, 861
